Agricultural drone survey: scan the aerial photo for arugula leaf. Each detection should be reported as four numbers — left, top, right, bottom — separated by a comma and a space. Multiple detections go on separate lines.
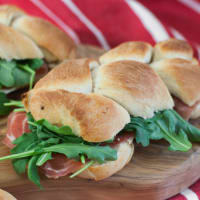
28, 156, 42, 188
11, 132, 38, 154
0, 59, 43, 89
171, 110, 200, 142
12, 67, 30, 87
36, 152, 52, 166
28, 59, 44, 70
0, 60, 15, 87
19, 64, 35, 89
36, 119, 74, 135
13, 158, 29, 174
0, 92, 11, 116
1, 143, 117, 164
17, 59, 44, 70
70, 160, 94, 178
124, 109, 193, 152
44, 143, 117, 164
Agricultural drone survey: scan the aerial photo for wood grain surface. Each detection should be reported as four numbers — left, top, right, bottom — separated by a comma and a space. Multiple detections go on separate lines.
0, 116, 200, 200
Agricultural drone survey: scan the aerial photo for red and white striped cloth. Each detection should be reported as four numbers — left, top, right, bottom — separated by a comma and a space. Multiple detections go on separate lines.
0, 0, 200, 199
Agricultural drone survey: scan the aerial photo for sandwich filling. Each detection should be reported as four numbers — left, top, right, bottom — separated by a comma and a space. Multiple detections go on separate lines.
0, 58, 47, 116
1, 111, 132, 187
124, 109, 200, 151
172, 95, 200, 120
1, 106, 200, 187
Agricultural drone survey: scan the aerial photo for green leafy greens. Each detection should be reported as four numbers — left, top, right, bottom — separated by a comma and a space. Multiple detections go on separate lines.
124, 109, 200, 151
1, 107, 200, 187
0, 58, 43, 115
0, 58, 43, 89
0, 92, 11, 116
0, 113, 117, 187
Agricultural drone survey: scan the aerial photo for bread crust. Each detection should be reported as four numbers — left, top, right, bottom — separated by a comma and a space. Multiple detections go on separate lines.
94, 60, 174, 118
0, 23, 43, 60
191, 103, 200, 119
150, 58, 200, 106
76, 44, 106, 59
153, 39, 193, 61
78, 138, 134, 180
23, 89, 130, 142
0, 189, 16, 200
0, 4, 26, 26
34, 58, 98, 94
100, 41, 153, 64
12, 16, 76, 62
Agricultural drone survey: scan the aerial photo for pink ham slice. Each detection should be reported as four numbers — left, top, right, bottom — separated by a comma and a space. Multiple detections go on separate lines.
173, 96, 199, 120
40, 154, 83, 179
3, 111, 30, 149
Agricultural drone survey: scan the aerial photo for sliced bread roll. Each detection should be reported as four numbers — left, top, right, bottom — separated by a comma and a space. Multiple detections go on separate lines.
79, 137, 134, 180
34, 58, 99, 94
0, 23, 43, 60
0, 4, 26, 26
100, 41, 153, 65
12, 16, 76, 63
153, 39, 193, 61
23, 89, 130, 142
150, 58, 200, 107
94, 60, 174, 118
190, 103, 200, 119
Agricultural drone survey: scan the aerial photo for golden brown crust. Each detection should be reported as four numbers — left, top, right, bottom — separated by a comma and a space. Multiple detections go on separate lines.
191, 103, 200, 119
150, 58, 200, 106
153, 39, 193, 61
76, 44, 106, 59
34, 58, 98, 94
12, 16, 76, 62
24, 89, 130, 142
0, 23, 43, 60
0, 4, 26, 26
94, 60, 174, 118
0, 189, 16, 200
79, 138, 134, 180
100, 41, 153, 64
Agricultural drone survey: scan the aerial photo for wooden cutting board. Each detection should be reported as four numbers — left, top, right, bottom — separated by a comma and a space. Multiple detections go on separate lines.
1, 116, 200, 200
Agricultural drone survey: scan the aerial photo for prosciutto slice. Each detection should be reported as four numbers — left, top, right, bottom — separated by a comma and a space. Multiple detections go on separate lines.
3, 111, 30, 149
173, 96, 199, 120
40, 154, 83, 179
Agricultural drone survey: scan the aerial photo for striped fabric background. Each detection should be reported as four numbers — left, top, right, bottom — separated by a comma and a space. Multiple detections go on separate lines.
0, 0, 200, 199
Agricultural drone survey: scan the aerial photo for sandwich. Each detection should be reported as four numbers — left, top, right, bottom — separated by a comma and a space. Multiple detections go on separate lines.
1, 57, 200, 187
0, 189, 16, 200
1, 58, 134, 187
0, 4, 77, 68
150, 39, 200, 121
0, 23, 45, 116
